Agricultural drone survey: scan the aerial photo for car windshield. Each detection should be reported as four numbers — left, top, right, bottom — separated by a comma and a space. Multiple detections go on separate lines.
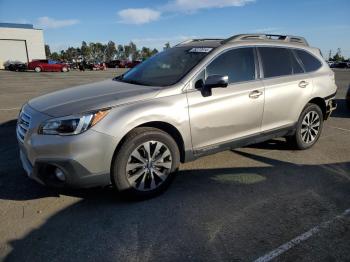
116, 47, 212, 86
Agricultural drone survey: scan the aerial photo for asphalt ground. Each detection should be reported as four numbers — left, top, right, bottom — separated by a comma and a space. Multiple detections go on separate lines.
0, 69, 349, 261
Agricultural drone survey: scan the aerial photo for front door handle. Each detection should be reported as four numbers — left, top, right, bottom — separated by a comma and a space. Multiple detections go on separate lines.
299, 81, 309, 88
249, 90, 263, 99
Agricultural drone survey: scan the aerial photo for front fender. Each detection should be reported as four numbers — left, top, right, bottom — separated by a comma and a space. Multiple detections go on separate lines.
92, 93, 192, 156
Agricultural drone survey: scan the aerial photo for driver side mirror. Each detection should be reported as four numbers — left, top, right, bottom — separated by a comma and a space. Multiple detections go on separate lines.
195, 74, 229, 97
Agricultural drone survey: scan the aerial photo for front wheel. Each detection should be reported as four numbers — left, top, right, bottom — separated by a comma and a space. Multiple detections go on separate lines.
112, 127, 180, 199
34, 67, 41, 72
61, 67, 68, 72
286, 103, 323, 150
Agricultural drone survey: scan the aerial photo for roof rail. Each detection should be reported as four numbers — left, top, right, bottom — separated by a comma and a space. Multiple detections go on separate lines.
175, 38, 224, 47
221, 34, 309, 46
175, 39, 194, 47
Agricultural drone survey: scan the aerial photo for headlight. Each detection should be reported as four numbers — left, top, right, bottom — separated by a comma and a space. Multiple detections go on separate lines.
39, 109, 110, 135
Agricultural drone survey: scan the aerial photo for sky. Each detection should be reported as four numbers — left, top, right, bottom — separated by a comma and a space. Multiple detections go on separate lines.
0, 0, 349, 57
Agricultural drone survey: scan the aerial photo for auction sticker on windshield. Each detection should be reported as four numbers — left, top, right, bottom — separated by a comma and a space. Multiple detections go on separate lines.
188, 47, 213, 53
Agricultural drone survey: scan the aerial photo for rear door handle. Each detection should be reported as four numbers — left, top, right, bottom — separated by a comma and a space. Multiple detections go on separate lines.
249, 90, 263, 99
299, 81, 309, 88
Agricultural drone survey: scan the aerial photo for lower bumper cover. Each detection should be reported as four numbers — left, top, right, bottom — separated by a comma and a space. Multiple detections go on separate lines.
19, 148, 111, 188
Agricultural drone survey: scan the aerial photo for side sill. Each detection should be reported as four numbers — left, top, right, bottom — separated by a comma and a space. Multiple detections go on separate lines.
186, 124, 296, 161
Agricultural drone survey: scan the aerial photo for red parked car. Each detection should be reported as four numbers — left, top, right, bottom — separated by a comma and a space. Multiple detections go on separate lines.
126, 60, 142, 68
28, 59, 70, 72
86, 62, 106, 71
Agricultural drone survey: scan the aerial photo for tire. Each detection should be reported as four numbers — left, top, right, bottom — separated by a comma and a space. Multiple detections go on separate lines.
112, 127, 180, 199
34, 67, 41, 72
286, 103, 324, 150
62, 67, 68, 72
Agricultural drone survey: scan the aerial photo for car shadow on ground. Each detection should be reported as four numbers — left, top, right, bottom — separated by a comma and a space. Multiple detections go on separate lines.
2, 153, 350, 261
0, 119, 60, 200
1, 119, 350, 261
332, 99, 350, 119
247, 138, 292, 151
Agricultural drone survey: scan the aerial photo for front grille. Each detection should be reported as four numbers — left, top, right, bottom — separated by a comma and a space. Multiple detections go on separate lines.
17, 110, 31, 143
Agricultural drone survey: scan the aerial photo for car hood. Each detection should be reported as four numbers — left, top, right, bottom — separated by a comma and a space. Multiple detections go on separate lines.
28, 79, 160, 117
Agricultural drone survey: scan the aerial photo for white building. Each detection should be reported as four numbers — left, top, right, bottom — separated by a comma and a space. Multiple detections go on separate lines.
0, 23, 46, 68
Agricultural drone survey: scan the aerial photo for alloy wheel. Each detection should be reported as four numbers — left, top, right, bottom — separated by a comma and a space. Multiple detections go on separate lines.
300, 111, 320, 144
126, 140, 172, 191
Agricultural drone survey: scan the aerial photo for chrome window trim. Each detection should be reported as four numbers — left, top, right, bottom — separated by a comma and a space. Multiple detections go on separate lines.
256, 46, 323, 81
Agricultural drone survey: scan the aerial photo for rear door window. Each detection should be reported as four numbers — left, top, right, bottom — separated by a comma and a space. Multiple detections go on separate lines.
259, 47, 297, 78
295, 50, 322, 72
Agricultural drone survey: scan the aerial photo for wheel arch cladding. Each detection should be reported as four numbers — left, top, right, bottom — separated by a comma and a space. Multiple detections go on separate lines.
308, 97, 326, 119
111, 121, 186, 169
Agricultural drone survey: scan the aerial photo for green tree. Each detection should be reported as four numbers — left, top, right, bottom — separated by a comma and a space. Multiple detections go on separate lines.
333, 48, 344, 62
124, 44, 131, 60
88, 42, 108, 61
163, 42, 171, 50
129, 41, 138, 60
65, 47, 79, 61
81, 41, 90, 60
50, 52, 60, 60
141, 46, 151, 59
117, 44, 125, 59
45, 44, 51, 58
151, 48, 158, 56
105, 41, 117, 61
60, 50, 68, 61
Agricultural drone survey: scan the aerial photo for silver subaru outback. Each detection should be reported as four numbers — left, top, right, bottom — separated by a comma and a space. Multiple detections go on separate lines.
17, 34, 337, 198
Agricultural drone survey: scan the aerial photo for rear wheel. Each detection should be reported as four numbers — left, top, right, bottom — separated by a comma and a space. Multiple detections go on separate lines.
34, 67, 41, 72
112, 127, 180, 199
61, 67, 68, 72
286, 103, 323, 150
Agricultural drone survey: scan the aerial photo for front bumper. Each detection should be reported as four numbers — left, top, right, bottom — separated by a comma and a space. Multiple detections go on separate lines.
17, 104, 117, 188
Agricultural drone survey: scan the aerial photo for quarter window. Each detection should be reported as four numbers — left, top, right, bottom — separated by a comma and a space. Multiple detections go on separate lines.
259, 47, 304, 78
290, 51, 304, 74
206, 48, 256, 83
295, 50, 322, 72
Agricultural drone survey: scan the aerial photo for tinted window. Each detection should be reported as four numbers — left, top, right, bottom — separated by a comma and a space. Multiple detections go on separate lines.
295, 50, 322, 72
290, 51, 304, 74
259, 47, 304, 78
206, 48, 256, 83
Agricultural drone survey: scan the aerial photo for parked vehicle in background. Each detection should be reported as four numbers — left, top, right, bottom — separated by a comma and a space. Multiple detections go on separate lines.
4, 61, 27, 71
125, 60, 142, 68
115, 60, 142, 68
67, 62, 79, 70
106, 60, 122, 68
28, 59, 70, 72
17, 34, 337, 199
330, 62, 349, 69
86, 62, 106, 70
327, 61, 334, 67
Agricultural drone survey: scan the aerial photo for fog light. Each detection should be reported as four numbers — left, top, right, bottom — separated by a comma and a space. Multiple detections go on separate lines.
54, 168, 66, 181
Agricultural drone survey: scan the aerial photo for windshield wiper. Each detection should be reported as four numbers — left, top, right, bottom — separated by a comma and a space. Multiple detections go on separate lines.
115, 76, 150, 86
